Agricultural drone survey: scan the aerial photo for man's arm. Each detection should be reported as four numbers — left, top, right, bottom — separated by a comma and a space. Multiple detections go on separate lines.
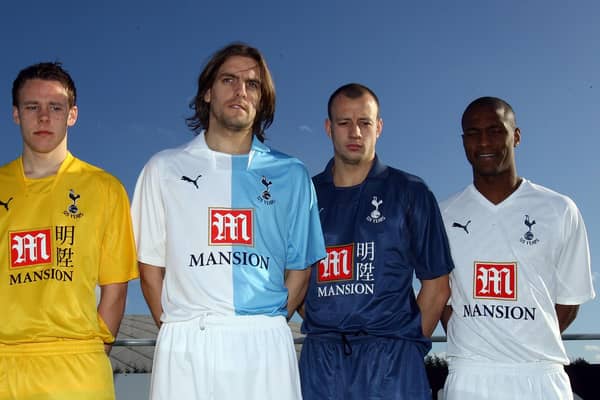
440, 305, 452, 333
139, 262, 165, 328
98, 282, 128, 354
417, 274, 451, 337
285, 266, 312, 320
555, 304, 579, 333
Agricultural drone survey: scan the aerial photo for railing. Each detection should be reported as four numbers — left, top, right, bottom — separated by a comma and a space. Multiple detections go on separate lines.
114, 334, 600, 346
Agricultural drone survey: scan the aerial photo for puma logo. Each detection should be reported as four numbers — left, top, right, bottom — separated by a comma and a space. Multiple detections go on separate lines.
0, 197, 13, 211
452, 220, 471, 234
181, 175, 202, 189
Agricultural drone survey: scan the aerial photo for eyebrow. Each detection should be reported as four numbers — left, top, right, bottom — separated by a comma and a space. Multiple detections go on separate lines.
21, 100, 67, 105
335, 116, 374, 121
218, 71, 262, 83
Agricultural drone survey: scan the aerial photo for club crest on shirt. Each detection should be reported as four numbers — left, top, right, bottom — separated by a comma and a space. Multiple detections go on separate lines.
473, 262, 517, 300
519, 214, 539, 245
366, 196, 386, 223
257, 176, 275, 205
63, 189, 84, 219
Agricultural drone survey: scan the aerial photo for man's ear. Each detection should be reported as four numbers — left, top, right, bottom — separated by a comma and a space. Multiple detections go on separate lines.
325, 118, 333, 139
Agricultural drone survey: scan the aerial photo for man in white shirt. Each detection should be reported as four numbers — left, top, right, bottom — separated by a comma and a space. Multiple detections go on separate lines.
440, 96, 595, 400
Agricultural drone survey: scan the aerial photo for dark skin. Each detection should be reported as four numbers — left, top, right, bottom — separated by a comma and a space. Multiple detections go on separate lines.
441, 102, 579, 333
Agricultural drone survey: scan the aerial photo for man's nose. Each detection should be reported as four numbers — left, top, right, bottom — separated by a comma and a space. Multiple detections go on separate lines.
234, 81, 247, 97
38, 106, 51, 121
349, 123, 362, 137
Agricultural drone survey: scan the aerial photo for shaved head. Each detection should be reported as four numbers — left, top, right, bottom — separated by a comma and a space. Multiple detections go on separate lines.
462, 96, 516, 130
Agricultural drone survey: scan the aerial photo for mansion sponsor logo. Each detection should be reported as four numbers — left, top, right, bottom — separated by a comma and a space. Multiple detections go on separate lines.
10, 229, 52, 268
318, 244, 354, 283
9, 268, 73, 285
209, 208, 253, 246
318, 282, 374, 297
474, 262, 517, 300
463, 303, 536, 321
8, 226, 77, 286
316, 242, 376, 298
188, 250, 270, 270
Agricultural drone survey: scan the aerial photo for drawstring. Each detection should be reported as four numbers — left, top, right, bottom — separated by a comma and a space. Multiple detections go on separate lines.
341, 330, 370, 356
342, 334, 353, 356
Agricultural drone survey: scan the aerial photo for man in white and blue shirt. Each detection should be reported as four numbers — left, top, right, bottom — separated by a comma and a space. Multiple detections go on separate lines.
131, 43, 325, 400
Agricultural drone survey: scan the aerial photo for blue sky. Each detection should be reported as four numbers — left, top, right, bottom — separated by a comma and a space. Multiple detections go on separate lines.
1, 1, 598, 360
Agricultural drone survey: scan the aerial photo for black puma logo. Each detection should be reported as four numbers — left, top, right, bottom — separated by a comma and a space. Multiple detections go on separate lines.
452, 220, 471, 234
181, 175, 202, 189
0, 197, 13, 211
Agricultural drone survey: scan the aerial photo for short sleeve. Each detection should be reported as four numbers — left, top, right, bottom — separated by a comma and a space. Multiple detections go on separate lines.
131, 158, 167, 267
98, 177, 138, 284
285, 166, 326, 270
410, 184, 455, 280
554, 199, 595, 304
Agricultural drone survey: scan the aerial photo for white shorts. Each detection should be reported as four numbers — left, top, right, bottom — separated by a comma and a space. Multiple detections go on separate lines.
442, 359, 573, 400
149, 314, 301, 400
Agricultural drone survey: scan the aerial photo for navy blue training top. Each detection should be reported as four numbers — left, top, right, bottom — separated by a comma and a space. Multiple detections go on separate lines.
302, 156, 454, 347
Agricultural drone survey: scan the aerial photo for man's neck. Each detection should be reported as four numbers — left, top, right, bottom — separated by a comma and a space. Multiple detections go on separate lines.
204, 126, 254, 155
332, 157, 374, 187
473, 171, 522, 205
22, 147, 68, 179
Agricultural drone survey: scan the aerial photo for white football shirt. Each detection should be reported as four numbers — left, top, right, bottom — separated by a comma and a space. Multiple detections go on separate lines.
440, 179, 595, 364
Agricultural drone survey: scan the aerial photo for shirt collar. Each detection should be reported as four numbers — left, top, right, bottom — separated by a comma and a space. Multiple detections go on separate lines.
186, 131, 271, 155
321, 154, 387, 183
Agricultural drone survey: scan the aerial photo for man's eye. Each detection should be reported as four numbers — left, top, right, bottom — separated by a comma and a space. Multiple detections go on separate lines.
247, 81, 260, 89
50, 105, 63, 112
25, 105, 38, 111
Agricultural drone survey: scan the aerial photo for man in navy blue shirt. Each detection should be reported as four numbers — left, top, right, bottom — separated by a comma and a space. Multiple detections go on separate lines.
299, 83, 454, 399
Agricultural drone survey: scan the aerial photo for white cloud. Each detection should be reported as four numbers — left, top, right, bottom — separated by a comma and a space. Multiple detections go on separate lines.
299, 125, 313, 133
584, 344, 600, 352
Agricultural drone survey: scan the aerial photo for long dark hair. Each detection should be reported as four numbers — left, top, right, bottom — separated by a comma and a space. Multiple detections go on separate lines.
186, 43, 275, 142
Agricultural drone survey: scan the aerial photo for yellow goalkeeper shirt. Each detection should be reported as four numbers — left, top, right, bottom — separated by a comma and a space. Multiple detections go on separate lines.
0, 153, 138, 345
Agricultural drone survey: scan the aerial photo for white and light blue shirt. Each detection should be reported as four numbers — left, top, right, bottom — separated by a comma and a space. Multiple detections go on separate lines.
132, 133, 325, 321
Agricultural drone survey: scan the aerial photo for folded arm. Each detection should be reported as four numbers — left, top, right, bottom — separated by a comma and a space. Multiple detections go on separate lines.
139, 262, 165, 328
417, 274, 451, 337
285, 266, 312, 320
555, 304, 579, 333
98, 282, 128, 354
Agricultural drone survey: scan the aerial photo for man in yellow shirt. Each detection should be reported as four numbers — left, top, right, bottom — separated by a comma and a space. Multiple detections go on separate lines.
0, 62, 138, 400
